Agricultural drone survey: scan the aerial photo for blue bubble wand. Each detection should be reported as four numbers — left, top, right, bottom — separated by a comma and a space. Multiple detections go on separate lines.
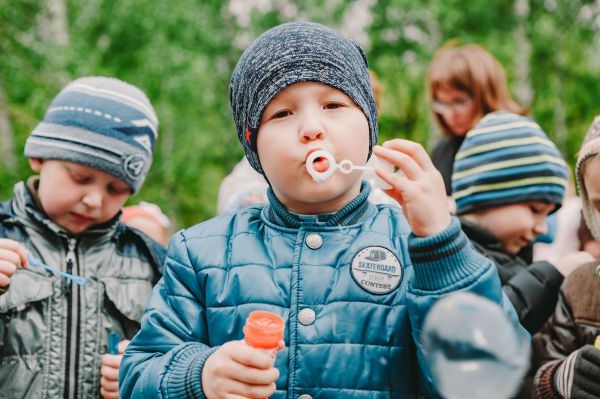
27, 255, 87, 286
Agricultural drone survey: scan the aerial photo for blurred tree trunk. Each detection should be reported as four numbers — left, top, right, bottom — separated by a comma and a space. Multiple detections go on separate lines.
38, 0, 70, 87
553, 55, 567, 149
425, 12, 442, 150
0, 84, 16, 174
39, 0, 69, 45
513, 0, 533, 108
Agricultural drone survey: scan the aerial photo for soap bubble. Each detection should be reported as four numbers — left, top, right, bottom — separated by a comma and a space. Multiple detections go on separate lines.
422, 292, 530, 399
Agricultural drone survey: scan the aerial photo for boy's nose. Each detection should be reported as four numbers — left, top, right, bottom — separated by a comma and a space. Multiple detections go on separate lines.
301, 129, 324, 142
533, 219, 548, 236
82, 189, 103, 208
300, 118, 326, 142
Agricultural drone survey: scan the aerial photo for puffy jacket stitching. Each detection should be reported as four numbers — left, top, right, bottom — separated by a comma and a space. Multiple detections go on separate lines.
207, 301, 287, 309
164, 254, 196, 274
193, 257, 404, 271
184, 230, 296, 247
295, 342, 408, 349
195, 263, 293, 272
207, 299, 403, 309
292, 386, 408, 393
167, 292, 202, 301
183, 230, 273, 241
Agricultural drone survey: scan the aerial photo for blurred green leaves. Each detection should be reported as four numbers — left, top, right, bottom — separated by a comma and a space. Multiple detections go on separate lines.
0, 0, 598, 228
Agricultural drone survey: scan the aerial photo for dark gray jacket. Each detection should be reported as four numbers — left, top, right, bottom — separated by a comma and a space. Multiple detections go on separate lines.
460, 218, 563, 334
0, 181, 164, 399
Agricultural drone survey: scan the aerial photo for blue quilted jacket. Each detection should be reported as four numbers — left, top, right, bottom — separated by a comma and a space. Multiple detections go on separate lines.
120, 185, 524, 398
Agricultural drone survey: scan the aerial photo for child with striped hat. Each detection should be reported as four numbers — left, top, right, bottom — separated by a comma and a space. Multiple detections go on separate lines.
452, 111, 593, 334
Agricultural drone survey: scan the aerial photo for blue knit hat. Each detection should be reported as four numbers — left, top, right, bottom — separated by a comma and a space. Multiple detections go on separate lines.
452, 111, 567, 215
229, 21, 378, 175
24, 77, 158, 193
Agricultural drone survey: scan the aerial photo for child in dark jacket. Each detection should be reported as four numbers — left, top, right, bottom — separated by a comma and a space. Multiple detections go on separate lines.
0, 77, 164, 398
451, 111, 593, 335
120, 22, 526, 399
534, 115, 600, 399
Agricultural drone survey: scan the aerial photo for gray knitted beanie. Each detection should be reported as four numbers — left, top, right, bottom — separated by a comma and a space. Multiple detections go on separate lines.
24, 76, 158, 193
229, 21, 378, 175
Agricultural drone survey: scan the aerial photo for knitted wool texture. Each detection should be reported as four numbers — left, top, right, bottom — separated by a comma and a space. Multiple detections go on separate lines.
24, 76, 158, 193
452, 111, 567, 215
576, 115, 600, 242
229, 21, 378, 175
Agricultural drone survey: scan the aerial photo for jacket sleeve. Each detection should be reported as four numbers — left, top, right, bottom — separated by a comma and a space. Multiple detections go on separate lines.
406, 217, 529, 397
119, 230, 217, 399
502, 260, 564, 334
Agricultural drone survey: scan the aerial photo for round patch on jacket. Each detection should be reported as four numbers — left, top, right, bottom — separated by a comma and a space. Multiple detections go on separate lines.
351, 246, 402, 295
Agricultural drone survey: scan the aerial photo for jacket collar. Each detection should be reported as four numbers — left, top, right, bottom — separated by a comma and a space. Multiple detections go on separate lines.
459, 217, 504, 249
11, 178, 121, 238
265, 181, 373, 228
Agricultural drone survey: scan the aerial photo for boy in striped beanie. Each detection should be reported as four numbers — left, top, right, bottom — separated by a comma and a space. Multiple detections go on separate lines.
452, 111, 593, 334
0, 77, 165, 398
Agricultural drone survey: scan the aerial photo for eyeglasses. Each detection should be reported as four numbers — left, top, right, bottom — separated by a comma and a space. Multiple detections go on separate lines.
431, 96, 473, 114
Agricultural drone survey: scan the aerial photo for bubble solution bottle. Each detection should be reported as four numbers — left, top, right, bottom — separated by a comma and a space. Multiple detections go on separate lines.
243, 311, 285, 360
243, 311, 285, 399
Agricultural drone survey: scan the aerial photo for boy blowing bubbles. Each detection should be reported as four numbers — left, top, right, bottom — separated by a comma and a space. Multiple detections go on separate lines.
0, 77, 164, 398
120, 22, 525, 398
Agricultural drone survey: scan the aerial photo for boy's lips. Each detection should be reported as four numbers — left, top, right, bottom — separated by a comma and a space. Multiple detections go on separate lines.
304, 148, 324, 162
70, 212, 95, 224
305, 148, 331, 172
519, 237, 532, 247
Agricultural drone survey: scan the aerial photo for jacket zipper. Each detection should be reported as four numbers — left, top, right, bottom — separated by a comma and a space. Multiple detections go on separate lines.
64, 238, 80, 399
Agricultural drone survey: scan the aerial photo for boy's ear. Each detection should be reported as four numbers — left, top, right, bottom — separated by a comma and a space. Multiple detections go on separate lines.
28, 158, 43, 173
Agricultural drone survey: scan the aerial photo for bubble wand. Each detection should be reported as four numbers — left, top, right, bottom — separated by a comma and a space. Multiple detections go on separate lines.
27, 255, 87, 286
305, 149, 393, 189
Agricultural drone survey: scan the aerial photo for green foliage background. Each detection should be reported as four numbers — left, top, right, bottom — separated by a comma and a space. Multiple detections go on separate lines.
1, 0, 599, 230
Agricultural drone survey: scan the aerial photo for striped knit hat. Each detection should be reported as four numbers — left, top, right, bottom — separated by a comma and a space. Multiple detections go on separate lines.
576, 115, 600, 242
229, 22, 378, 175
452, 111, 567, 215
24, 77, 158, 193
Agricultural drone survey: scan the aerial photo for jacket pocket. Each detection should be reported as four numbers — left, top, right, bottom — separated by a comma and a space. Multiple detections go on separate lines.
0, 269, 54, 313
0, 270, 54, 355
101, 278, 153, 322
100, 277, 154, 342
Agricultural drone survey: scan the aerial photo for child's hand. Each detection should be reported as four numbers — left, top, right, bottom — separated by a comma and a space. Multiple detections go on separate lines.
100, 339, 130, 399
373, 140, 451, 236
582, 239, 600, 258
0, 238, 28, 289
554, 345, 600, 398
554, 251, 595, 277
202, 340, 279, 399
